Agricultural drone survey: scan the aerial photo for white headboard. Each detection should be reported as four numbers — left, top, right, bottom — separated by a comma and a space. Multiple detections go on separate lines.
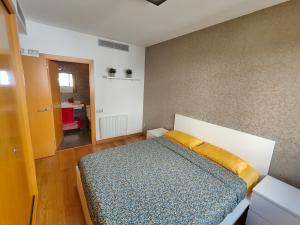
174, 114, 275, 176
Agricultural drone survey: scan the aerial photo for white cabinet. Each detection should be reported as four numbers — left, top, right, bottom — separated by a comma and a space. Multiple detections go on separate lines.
146, 128, 168, 139
246, 210, 272, 225
246, 176, 300, 225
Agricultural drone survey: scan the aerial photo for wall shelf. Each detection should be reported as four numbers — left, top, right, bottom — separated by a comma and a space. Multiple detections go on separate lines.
102, 76, 140, 81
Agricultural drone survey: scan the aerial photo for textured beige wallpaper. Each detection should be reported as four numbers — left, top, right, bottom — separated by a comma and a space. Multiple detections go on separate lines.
144, 0, 300, 187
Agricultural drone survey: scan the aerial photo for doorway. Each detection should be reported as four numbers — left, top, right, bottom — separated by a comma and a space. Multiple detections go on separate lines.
44, 54, 96, 151
54, 61, 91, 149
22, 54, 96, 159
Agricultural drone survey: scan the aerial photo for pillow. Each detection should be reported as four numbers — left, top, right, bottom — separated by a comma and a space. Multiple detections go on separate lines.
164, 130, 203, 149
239, 165, 259, 191
192, 143, 248, 176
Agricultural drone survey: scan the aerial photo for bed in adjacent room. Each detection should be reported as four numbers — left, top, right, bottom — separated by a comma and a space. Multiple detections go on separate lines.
77, 114, 275, 225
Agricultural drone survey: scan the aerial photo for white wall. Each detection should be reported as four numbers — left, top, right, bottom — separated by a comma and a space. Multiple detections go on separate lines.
19, 21, 145, 140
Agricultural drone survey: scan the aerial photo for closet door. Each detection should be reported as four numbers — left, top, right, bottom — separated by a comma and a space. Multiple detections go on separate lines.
0, 2, 38, 225
22, 56, 57, 159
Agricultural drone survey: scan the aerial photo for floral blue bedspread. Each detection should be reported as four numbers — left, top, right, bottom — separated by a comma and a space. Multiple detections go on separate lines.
78, 137, 247, 225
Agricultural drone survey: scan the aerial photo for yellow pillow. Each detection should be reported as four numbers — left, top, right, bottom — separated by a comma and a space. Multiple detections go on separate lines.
164, 130, 203, 149
192, 143, 248, 176
239, 165, 259, 191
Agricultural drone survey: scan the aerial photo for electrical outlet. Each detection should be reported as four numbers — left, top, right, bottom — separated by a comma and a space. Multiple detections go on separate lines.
96, 109, 103, 113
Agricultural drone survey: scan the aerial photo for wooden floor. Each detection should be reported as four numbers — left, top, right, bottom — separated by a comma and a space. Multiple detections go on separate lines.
35, 134, 145, 225
58, 130, 91, 150
35, 133, 246, 225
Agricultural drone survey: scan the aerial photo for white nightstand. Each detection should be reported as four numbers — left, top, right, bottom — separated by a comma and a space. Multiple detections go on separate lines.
246, 176, 300, 225
146, 128, 168, 139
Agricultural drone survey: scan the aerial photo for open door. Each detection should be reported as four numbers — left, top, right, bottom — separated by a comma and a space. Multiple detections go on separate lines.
22, 57, 64, 158
48, 60, 63, 148
22, 56, 57, 159
0, 2, 38, 225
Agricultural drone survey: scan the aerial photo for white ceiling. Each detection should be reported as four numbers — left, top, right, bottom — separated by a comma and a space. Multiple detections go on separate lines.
19, 0, 289, 47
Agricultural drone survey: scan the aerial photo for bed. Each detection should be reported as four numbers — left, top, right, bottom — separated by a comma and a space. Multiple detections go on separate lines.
77, 114, 275, 225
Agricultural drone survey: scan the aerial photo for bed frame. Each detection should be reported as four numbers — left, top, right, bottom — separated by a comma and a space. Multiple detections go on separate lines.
76, 166, 94, 225
77, 114, 275, 225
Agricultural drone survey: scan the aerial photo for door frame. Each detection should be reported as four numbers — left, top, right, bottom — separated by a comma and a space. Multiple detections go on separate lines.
41, 54, 96, 145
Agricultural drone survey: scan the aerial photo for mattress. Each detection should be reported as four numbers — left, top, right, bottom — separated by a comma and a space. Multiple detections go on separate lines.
78, 137, 247, 225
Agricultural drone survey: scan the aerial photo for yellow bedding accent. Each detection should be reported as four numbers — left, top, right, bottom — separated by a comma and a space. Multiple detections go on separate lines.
192, 142, 259, 190
192, 143, 247, 175
164, 130, 203, 149
239, 165, 259, 191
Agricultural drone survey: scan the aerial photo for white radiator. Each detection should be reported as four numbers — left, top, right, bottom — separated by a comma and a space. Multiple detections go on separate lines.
99, 114, 128, 139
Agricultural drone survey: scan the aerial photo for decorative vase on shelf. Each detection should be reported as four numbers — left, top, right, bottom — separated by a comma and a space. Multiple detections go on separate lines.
125, 69, 133, 78
108, 68, 116, 77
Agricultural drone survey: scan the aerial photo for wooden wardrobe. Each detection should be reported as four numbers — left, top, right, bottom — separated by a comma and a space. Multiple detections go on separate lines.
0, 1, 38, 224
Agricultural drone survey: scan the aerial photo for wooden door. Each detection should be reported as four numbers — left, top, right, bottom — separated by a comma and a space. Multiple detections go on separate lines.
0, 2, 38, 225
48, 60, 63, 148
22, 56, 57, 159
